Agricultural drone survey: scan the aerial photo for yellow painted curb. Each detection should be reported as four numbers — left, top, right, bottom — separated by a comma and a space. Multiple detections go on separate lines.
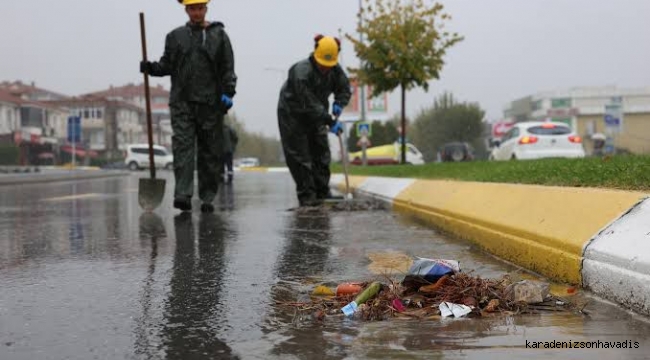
238, 167, 268, 172
57, 165, 101, 171
336, 176, 367, 194
393, 180, 647, 285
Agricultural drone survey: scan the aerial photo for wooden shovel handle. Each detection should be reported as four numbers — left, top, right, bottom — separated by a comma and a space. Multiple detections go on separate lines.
140, 12, 156, 179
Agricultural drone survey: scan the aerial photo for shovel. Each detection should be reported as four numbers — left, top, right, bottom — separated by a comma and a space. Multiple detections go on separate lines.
137, 12, 166, 211
328, 125, 388, 212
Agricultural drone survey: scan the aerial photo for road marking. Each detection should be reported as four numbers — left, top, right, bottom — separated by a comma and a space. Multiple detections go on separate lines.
42, 193, 104, 202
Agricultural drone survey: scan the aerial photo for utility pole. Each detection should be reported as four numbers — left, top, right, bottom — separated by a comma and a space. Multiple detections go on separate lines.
358, 0, 368, 166
337, 28, 350, 166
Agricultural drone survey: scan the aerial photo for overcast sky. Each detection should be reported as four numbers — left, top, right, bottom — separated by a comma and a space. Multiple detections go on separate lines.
2, 0, 649, 137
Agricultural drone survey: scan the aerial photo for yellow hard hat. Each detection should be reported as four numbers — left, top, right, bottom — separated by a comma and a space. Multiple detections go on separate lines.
313, 35, 340, 67
181, 0, 209, 5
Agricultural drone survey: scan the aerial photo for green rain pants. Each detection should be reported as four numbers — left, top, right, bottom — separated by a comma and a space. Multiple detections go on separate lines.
170, 101, 224, 203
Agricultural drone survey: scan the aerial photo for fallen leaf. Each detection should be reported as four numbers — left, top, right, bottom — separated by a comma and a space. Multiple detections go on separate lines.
312, 285, 336, 297
485, 299, 500, 312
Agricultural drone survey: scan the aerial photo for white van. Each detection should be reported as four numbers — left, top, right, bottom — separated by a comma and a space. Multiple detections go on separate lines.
124, 144, 174, 171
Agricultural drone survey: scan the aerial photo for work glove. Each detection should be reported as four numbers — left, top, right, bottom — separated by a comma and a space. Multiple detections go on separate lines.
140, 61, 152, 74
329, 121, 343, 135
332, 102, 343, 117
221, 94, 233, 110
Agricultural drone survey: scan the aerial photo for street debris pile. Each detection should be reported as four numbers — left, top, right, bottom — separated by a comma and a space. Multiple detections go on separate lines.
327, 198, 387, 212
288, 198, 388, 212
277, 257, 583, 322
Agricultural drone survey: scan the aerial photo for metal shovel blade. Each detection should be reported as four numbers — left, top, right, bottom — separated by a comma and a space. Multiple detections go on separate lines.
138, 177, 166, 211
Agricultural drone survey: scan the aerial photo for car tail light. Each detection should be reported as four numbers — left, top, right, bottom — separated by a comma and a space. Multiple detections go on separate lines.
518, 136, 538, 145
541, 123, 556, 128
569, 135, 582, 143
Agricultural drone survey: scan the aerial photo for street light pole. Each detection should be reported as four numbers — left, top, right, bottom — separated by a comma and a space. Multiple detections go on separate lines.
358, 0, 368, 166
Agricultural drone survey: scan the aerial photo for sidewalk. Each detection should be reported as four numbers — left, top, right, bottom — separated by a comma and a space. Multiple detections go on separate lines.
235, 166, 289, 173
330, 174, 650, 316
0, 167, 130, 186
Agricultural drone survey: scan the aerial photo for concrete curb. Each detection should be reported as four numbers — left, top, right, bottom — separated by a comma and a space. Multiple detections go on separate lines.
236, 167, 289, 173
330, 175, 650, 315
582, 198, 650, 316
0, 170, 130, 186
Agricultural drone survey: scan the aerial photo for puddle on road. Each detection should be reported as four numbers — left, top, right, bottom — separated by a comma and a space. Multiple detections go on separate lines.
41, 193, 106, 202
2, 173, 649, 360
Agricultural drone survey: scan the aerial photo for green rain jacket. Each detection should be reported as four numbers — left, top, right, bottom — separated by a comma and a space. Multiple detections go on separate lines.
278, 55, 351, 128
223, 124, 238, 153
149, 21, 237, 107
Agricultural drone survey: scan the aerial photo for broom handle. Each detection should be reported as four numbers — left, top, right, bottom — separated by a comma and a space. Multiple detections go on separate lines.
338, 132, 350, 196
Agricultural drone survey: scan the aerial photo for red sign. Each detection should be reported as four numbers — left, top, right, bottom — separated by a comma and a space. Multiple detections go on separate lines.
344, 77, 388, 116
547, 108, 579, 117
492, 121, 515, 138
345, 78, 361, 113
366, 84, 388, 112
61, 145, 99, 158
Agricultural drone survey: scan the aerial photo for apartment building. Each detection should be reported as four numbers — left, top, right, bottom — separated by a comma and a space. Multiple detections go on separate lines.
84, 83, 171, 147
0, 81, 69, 144
51, 96, 144, 158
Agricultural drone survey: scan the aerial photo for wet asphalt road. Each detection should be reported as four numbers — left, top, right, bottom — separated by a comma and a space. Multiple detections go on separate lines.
0, 171, 649, 360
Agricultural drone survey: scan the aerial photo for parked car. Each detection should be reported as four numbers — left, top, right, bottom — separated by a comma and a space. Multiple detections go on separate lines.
439, 142, 475, 162
489, 121, 585, 161
348, 142, 425, 165
236, 157, 260, 168
124, 144, 174, 171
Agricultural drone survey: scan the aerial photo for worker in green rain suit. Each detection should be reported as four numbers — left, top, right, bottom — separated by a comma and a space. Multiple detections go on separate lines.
277, 35, 351, 207
221, 122, 238, 184
140, 0, 237, 213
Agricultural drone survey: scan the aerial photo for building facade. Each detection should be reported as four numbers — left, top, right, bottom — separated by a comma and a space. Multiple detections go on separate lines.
51, 96, 144, 159
0, 86, 68, 165
84, 83, 172, 148
0, 81, 69, 143
0, 91, 21, 135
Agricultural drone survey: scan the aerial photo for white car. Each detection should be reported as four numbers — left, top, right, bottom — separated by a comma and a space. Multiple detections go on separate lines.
236, 157, 260, 168
124, 144, 174, 171
489, 121, 585, 161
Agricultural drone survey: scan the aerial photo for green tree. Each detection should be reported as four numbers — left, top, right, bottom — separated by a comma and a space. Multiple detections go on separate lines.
226, 113, 283, 166
346, 0, 463, 164
412, 92, 486, 162
0, 145, 19, 165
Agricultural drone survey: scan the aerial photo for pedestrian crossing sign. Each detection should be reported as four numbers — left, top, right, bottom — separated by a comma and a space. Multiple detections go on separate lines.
356, 122, 372, 137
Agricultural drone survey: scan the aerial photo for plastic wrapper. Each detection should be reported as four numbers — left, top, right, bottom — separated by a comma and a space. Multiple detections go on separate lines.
402, 258, 460, 289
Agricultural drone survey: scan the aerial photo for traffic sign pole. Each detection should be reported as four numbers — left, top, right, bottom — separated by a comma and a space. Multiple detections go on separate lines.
72, 138, 76, 168
68, 116, 81, 169
356, 122, 372, 166
361, 136, 368, 166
